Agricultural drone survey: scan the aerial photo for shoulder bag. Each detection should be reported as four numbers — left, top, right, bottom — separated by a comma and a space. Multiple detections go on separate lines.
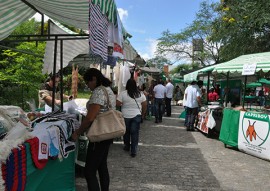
87, 86, 126, 142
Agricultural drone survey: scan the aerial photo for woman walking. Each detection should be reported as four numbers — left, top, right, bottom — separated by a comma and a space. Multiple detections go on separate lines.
117, 79, 147, 157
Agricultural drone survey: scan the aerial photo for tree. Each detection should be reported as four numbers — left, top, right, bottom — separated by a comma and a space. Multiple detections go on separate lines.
0, 19, 46, 108
170, 63, 200, 76
211, 0, 270, 61
146, 56, 172, 70
157, 1, 221, 66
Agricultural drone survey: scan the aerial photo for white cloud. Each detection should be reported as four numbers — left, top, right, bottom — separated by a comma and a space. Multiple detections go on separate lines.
117, 8, 128, 23
137, 38, 158, 60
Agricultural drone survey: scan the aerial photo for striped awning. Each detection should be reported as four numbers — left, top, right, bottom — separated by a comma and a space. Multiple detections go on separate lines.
0, 0, 130, 41
213, 52, 270, 74
0, 0, 35, 41
43, 20, 88, 74
183, 65, 215, 82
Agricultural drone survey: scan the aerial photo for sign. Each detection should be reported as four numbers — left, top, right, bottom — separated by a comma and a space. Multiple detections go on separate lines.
197, 110, 210, 134
242, 63, 257, 75
238, 111, 270, 160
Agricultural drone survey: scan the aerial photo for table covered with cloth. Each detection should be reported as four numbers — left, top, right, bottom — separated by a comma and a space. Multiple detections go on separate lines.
219, 108, 270, 161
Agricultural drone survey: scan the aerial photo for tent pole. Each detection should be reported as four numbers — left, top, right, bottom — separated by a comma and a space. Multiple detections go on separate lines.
225, 72, 229, 107
52, 36, 58, 112
207, 71, 210, 103
242, 75, 247, 108
60, 39, 64, 111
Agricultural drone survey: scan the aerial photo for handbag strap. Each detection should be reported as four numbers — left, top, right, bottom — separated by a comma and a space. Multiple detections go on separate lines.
133, 93, 142, 114
100, 86, 112, 109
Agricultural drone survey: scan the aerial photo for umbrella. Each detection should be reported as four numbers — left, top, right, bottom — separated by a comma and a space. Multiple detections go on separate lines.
246, 82, 262, 88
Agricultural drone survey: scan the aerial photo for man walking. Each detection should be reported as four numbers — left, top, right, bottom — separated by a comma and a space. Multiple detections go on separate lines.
184, 81, 202, 131
165, 79, 174, 117
153, 80, 166, 123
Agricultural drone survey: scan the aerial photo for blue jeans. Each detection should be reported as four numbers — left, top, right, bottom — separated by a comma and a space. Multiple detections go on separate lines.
124, 115, 141, 154
154, 98, 164, 121
186, 107, 199, 130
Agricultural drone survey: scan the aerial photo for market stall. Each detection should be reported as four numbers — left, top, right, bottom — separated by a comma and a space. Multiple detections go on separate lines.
213, 52, 270, 160
182, 65, 222, 136
219, 108, 270, 161
196, 105, 223, 137
0, 106, 79, 191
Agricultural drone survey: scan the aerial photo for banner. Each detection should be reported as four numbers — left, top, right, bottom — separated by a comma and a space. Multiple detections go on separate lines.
238, 111, 270, 160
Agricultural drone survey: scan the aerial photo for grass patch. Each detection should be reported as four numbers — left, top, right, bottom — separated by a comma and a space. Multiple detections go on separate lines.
77, 90, 91, 99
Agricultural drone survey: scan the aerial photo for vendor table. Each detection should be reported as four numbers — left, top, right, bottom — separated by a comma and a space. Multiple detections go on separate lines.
219, 108, 270, 161
219, 108, 240, 147
25, 143, 75, 191
196, 107, 223, 137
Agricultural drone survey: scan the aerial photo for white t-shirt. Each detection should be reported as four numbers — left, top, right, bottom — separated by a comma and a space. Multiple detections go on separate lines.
117, 90, 146, 118
185, 85, 201, 108
166, 82, 174, 98
153, 84, 166, 98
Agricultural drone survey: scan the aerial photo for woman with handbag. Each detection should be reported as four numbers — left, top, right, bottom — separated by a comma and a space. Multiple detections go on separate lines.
71, 68, 115, 191
116, 79, 147, 157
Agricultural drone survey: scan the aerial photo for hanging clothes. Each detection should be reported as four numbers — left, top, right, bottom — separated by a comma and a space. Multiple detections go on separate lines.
122, 62, 131, 88
89, 2, 109, 61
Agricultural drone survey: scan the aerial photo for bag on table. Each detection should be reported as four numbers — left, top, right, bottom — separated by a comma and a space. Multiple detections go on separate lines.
206, 110, 216, 129
87, 86, 126, 142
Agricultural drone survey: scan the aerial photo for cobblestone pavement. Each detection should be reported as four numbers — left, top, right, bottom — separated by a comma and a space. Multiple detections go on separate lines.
76, 105, 270, 191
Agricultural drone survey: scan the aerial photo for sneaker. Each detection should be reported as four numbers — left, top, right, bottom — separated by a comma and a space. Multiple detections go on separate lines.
130, 153, 136, 157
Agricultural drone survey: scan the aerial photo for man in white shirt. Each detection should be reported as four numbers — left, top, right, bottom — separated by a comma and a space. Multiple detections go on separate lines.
153, 80, 166, 123
165, 79, 174, 117
184, 81, 202, 131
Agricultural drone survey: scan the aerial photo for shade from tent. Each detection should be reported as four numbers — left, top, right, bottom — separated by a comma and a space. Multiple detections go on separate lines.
213, 52, 270, 74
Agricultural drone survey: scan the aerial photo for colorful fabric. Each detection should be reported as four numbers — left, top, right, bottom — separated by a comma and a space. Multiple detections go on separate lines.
89, 1, 109, 61
26, 138, 48, 169
6, 147, 27, 191
0, 162, 6, 191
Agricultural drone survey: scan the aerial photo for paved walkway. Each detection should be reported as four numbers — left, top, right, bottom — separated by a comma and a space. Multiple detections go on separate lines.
76, 105, 270, 191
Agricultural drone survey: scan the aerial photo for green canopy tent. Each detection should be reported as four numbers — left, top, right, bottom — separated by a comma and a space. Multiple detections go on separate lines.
213, 52, 270, 107
259, 78, 270, 85
172, 78, 184, 84
246, 82, 262, 88
213, 52, 270, 74
183, 65, 216, 82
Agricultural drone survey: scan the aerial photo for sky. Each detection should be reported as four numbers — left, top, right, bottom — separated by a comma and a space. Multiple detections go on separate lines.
115, 0, 218, 62
32, 0, 218, 65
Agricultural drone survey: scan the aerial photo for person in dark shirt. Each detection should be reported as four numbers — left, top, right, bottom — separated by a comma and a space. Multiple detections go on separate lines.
38, 74, 72, 108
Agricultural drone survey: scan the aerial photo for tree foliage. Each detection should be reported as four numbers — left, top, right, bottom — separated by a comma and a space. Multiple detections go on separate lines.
170, 63, 200, 76
157, 1, 221, 67
211, 0, 270, 61
146, 56, 172, 70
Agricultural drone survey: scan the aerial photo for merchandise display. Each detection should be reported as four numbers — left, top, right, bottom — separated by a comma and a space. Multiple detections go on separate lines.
0, 106, 80, 191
